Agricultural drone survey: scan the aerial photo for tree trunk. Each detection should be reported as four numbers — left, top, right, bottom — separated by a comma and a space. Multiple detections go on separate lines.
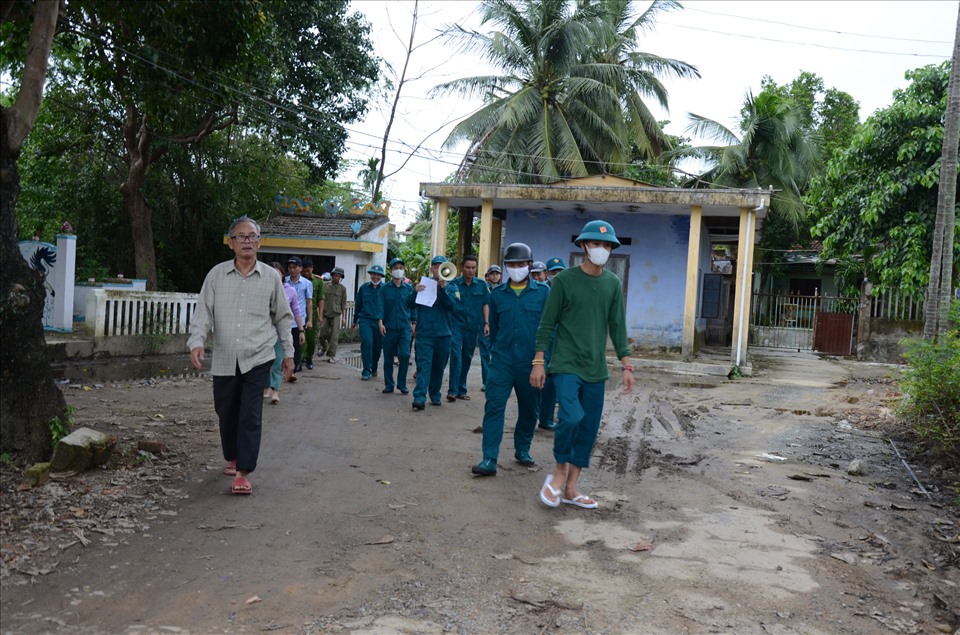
0, 0, 67, 462
924, 7, 960, 338
120, 105, 159, 290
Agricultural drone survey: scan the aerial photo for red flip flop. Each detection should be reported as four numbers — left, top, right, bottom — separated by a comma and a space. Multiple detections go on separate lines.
231, 476, 252, 495
223, 460, 237, 476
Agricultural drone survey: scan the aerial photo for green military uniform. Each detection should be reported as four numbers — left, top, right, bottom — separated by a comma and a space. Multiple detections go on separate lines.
319, 279, 347, 358
303, 273, 325, 365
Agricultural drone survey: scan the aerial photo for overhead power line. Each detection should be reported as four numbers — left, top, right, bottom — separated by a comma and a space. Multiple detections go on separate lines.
659, 21, 951, 58
686, 7, 954, 44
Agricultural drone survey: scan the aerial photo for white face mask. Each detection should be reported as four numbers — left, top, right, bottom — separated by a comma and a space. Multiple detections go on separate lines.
506, 266, 529, 283
391, 268, 404, 280
586, 246, 611, 267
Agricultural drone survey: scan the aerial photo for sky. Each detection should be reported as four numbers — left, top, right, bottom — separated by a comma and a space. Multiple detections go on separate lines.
342, 0, 958, 229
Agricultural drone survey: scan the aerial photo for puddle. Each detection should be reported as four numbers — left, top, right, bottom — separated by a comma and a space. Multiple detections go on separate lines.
51, 354, 207, 382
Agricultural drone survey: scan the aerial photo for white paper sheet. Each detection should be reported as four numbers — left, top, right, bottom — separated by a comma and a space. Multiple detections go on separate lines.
415, 276, 437, 307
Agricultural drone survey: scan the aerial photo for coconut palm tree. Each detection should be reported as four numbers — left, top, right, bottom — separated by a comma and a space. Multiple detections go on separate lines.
679, 90, 821, 225
433, 0, 698, 183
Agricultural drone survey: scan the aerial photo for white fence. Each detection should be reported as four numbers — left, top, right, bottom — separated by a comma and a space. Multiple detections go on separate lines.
869, 289, 924, 321
85, 289, 355, 345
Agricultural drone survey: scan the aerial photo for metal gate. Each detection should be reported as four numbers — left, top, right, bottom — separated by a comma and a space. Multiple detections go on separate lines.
749, 292, 857, 353
813, 312, 854, 355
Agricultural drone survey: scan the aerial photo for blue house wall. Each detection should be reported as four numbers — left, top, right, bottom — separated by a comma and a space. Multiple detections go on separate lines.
505, 209, 699, 349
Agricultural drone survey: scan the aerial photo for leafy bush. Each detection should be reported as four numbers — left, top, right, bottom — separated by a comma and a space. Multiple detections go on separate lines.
898, 301, 960, 468
338, 327, 360, 344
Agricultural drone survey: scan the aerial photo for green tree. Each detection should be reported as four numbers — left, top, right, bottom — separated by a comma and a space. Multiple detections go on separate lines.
682, 89, 821, 226
808, 63, 960, 297
55, 0, 378, 289
16, 82, 313, 291
433, 0, 698, 183
760, 71, 860, 162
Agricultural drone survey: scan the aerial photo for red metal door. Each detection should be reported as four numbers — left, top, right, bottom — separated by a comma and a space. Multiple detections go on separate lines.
814, 312, 854, 355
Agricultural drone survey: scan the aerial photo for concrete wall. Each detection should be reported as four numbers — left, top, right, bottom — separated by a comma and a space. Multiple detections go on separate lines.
858, 319, 923, 363
504, 210, 688, 348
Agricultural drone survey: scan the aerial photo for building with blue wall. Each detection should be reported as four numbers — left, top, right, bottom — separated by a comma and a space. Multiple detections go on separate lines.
420, 176, 770, 368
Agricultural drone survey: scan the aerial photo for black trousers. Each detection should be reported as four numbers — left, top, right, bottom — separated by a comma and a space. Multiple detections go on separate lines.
212, 360, 271, 473
292, 328, 303, 371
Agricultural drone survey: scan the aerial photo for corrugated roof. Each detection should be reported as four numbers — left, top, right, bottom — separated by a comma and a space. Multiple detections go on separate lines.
259, 213, 389, 239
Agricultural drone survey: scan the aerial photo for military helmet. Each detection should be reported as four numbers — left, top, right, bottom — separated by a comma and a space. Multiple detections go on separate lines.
485, 265, 502, 276
574, 220, 620, 248
546, 257, 566, 271
531, 261, 546, 272
368, 264, 385, 275
502, 243, 533, 263
331, 266, 345, 277
388, 257, 404, 268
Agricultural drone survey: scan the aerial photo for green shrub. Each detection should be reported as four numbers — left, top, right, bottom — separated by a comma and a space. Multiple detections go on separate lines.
898, 301, 960, 468
338, 326, 360, 344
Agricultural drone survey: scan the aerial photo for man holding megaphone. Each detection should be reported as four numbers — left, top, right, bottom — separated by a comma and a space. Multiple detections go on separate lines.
409, 256, 461, 411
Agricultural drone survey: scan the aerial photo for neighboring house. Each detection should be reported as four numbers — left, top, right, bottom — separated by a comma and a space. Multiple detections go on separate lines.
759, 250, 840, 298
419, 175, 771, 368
225, 197, 391, 298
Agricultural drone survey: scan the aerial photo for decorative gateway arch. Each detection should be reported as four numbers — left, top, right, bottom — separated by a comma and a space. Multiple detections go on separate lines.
419, 175, 771, 370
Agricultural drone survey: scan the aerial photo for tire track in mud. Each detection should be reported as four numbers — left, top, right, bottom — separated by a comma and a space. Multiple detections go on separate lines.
595, 387, 703, 478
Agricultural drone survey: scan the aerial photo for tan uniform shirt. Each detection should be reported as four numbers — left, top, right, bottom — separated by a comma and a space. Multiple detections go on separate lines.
188, 259, 294, 375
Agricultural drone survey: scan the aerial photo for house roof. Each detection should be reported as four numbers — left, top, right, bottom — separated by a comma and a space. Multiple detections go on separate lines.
259, 212, 390, 239
419, 178, 772, 243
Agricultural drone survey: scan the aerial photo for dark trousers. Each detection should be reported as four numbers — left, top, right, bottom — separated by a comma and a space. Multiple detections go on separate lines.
212, 360, 271, 473
382, 327, 411, 391
448, 325, 480, 396
479, 334, 492, 388
413, 334, 450, 405
291, 328, 303, 371
358, 317, 383, 377
480, 362, 539, 461
303, 317, 319, 362
552, 373, 606, 468
539, 374, 558, 427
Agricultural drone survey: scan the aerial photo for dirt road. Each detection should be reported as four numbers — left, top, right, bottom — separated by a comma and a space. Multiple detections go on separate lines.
2, 349, 958, 634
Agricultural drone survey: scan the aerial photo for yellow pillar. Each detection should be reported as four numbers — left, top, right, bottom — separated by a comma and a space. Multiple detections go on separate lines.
432, 198, 449, 258
681, 205, 702, 358
478, 198, 494, 275
731, 206, 757, 368
490, 218, 503, 269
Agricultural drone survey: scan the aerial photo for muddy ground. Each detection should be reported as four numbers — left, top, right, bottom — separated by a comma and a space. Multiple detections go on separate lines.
1, 349, 958, 635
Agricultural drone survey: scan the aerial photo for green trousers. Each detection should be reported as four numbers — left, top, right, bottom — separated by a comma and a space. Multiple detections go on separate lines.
318, 314, 342, 357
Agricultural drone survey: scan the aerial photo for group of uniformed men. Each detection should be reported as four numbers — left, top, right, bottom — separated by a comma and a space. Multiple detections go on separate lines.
192, 217, 633, 506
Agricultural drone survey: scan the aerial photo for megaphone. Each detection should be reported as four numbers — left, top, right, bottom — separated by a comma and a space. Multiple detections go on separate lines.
438, 262, 458, 282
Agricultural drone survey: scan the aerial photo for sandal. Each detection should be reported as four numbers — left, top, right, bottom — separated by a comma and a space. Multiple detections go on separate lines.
223, 460, 237, 476
539, 475, 561, 508
561, 494, 599, 509
270, 390, 280, 405
456, 395, 471, 401
231, 476, 252, 495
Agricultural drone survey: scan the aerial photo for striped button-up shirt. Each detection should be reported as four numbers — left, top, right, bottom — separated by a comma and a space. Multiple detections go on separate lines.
188, 259, 294, 376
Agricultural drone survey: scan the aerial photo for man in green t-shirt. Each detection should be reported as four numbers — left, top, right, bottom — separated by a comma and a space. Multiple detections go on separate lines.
530, 220, 635, 510
301, 259, 325, 370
